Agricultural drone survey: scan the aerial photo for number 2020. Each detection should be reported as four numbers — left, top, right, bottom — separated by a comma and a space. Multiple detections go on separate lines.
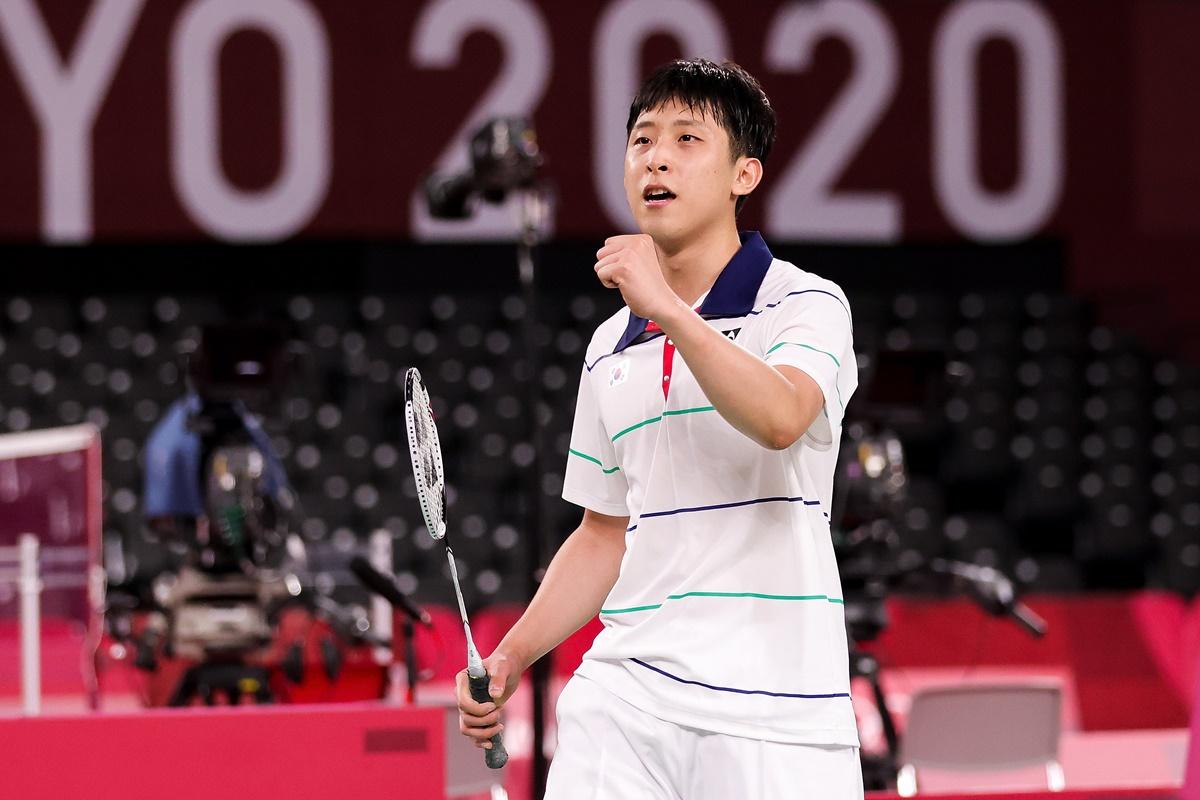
416, 0, 1063, 243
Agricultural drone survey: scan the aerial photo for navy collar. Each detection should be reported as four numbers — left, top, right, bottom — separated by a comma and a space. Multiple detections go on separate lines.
612, 231, 773, 354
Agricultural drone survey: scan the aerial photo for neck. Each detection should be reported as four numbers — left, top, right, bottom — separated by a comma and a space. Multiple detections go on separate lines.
653, 221, 742, 308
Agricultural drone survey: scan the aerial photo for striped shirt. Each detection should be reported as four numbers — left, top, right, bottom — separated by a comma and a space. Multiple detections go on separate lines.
561, 231, 860, 746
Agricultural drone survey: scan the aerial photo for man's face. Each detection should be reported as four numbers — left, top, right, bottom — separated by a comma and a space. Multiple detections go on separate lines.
623, 99, 740, 248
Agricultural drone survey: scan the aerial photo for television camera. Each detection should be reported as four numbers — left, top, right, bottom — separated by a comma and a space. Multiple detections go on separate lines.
103, 324, 408, 705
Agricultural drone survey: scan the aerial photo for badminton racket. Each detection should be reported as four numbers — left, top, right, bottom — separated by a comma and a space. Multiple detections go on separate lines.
404, 367, 508, 769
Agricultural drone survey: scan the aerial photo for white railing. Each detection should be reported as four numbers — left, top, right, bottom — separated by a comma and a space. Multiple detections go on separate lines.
0, 534, 41, 715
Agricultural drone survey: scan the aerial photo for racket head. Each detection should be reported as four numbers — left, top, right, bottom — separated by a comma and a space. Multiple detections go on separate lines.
403, 367, 448, 540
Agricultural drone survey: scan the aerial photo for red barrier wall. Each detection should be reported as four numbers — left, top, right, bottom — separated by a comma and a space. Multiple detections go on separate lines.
860, 592, 1198, 730
0, 703, 445, 800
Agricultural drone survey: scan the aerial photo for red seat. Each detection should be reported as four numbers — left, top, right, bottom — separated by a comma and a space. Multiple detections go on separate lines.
470, 604, 525, 658
398, 603, 466, 683
551, 616, 603, 677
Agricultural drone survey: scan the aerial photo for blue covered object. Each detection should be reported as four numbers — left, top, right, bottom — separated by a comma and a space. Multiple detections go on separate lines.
142, 394, 290, 518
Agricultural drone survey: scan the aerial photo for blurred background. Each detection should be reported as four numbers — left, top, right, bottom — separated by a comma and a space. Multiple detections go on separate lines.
0, 1, 1196, 798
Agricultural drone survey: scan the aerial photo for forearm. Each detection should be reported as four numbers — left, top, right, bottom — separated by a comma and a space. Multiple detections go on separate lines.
657, 296, 821, 450
495, 517, 626, 672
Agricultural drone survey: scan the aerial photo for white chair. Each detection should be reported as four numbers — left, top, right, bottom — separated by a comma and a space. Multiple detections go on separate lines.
896, 682, 1064, 796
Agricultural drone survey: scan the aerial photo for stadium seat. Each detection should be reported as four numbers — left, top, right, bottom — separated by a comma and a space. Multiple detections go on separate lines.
897, 682, 1064, 795
7, 287, 1185, 609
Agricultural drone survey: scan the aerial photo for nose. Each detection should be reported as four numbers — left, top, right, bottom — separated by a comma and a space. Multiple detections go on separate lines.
645, 143, 669, 173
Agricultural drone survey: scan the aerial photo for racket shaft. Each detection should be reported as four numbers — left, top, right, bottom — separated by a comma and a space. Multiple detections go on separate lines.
445, 548, 471, 625
469, 673, 509, 768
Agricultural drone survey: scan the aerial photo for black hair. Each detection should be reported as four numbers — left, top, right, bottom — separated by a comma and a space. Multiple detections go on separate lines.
626, 58, 777, 214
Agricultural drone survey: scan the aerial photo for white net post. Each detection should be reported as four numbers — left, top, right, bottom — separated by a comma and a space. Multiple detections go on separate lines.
0, 424, 100, 714
18, 533, 41, 715
368, 529, 394, 667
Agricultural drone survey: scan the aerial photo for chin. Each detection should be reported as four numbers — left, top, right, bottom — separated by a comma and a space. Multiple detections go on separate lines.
634, 213, 687, 248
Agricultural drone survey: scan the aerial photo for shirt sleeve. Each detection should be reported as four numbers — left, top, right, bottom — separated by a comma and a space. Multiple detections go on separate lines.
760, 289, 857, 450
561, 363, 630, 516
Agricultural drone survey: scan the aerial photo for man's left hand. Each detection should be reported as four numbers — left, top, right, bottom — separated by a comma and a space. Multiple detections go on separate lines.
594, 234, 678, 320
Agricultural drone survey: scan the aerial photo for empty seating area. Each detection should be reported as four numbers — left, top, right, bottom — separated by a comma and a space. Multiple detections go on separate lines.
0, 288, 1196, 614
859, 291, 1200, 595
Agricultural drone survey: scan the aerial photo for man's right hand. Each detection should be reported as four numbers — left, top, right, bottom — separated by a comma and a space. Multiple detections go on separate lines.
454, 510, 629, 749
456, 650, 522, 749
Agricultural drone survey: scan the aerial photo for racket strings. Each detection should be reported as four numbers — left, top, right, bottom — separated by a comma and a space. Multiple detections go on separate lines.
413, 424, 444, 521
405, 374, 447, 539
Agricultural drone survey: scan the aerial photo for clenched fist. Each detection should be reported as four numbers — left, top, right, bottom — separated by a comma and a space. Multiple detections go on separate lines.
594, 234, 679, 321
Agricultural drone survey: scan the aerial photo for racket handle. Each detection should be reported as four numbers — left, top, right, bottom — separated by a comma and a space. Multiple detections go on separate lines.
469, 673, 509, 769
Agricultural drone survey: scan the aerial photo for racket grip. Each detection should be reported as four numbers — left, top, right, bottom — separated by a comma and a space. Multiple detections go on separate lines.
469, 673, 509, 769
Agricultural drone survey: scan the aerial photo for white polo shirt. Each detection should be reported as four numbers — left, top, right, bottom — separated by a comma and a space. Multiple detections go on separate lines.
561, 231, 860, 747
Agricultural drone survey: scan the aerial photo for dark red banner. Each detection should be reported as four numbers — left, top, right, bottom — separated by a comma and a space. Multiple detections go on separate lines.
0, 0, 1194, 256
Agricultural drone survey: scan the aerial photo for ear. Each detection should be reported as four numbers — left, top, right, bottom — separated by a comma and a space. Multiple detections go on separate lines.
731, 156, 763, 201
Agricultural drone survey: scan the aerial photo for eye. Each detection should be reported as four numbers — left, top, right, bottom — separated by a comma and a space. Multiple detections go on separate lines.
679, 134, 700, 142
632, 136, 651, 146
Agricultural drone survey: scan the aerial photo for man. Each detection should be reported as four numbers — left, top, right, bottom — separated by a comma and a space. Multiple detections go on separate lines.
458, 58, 863, 798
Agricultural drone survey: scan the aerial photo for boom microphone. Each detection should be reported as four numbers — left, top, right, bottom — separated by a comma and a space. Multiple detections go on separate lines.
930, 559, 1047, 638
348, 555, 433, 628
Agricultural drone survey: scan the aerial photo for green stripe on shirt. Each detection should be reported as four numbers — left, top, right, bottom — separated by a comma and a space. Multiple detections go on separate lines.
611, 405, 716, 443
766, 341, 840, 367
568, 448, 621, 474
600, 591, 845, 615
766, 342, 845, 411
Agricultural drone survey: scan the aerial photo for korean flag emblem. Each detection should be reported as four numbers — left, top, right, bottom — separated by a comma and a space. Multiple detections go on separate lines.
609, 358, 631, 387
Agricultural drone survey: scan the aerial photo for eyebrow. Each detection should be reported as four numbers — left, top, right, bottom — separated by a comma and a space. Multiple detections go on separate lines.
632, 117, 711, 132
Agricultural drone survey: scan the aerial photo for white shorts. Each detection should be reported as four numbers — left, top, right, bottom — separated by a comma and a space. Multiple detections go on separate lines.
545, 675, 865, 800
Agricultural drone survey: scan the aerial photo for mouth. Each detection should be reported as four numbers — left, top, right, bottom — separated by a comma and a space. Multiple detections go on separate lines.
642, 185, 677, 208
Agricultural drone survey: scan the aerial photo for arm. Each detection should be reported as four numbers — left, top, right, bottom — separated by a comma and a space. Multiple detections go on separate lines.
595, 234, 824, 451
496, 508, 627, 671
456, 508, 628, 746
655, 296, 822, 450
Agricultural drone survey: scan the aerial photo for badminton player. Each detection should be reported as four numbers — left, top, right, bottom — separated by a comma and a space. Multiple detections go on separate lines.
457, 58, 864, 798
